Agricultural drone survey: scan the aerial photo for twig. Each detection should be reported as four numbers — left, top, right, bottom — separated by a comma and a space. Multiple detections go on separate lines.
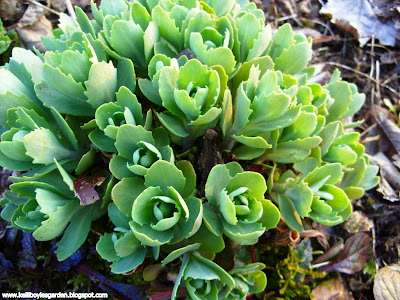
382, 73, 400, 88
326, 62, 400, 99
65, 0, 77, 21
359, 123, 377, 138
24, 0, 60, 15
298, 17, 335, 36
376, 60, 381, 101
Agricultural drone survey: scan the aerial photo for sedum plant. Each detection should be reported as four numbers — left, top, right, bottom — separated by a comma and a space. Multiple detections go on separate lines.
0, 0, 379, 298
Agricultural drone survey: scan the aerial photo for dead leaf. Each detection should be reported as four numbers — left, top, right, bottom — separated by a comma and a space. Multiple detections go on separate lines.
15, 15, 52, 51
313, 241, 345, 265
17, 3, 45, 28
320, 0, 398, 46
343, 211, 374, 234
327, 232, 370, 275
311, 278, 354, 300
369, 152, 400, 201
51, 0, 91, 12
0, 0, 27, 22
73, 170, 105, 206
301, 229, 330, 249
373, 105, 400, 155
374, 265, 400, 300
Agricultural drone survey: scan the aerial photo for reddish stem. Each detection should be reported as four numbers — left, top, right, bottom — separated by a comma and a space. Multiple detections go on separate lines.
250, 245, 257, 263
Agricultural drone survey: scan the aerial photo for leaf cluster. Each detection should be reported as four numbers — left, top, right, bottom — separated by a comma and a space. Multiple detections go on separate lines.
0, 0, 379, 298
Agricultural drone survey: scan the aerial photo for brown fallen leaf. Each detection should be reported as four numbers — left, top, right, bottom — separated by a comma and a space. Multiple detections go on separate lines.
369, 152, 400, 202
0, 0, 27, 22
374, 265, 400, 300
15, 15, 52, 51
343, 211, 374, 234
320, 0, 398, 46
311, 278, 354, 300
373, 105, 400, 156
17, 3, 45, 27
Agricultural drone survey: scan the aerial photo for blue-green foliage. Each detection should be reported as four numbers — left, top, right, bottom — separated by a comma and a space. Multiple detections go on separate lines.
0, 0, 378, 299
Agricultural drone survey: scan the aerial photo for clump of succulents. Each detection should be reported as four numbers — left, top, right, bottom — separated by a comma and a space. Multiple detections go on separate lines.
0, 0, 379, 298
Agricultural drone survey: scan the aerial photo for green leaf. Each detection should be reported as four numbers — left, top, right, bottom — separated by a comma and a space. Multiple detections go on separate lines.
228, 171, 267, 201
230, 83, 252, 135
267, 23, 294, 60
85, 61, 117, 109
326, 81, 352, 123
176, 160, 196, 198
130, 220, 174, 246
114, 231, 141, 257
111, 246, 147, 274
188, 107, 221, 126
115, 124, 154, 159
219, 189, 237, 225
138, 78, 162, 105
233, 144, 266, 160
277, 193, 303, 232
232, 56, 274, 92
24, 128, 73, 165
274, 42, 312, 75
0, 92, 39, 129
259, 199, 280, 230
33, 201, 81, 241
96, 233, 119, 262
190, 32, 236, 74
157, 112, 189, 137
131, 2, 151, 30
235, 13, 260, 62
117, 58, 136, 93
145, 161, 186, 194
35, 64, 94, 116
100, 0, 127, 16
244, 105, 301, 136
108, 203, 131, 228
232, 135, 271, 149
304, 163, 343, 187
111, 177, 145, 216
75, 148, 96, 175
202, 202, 223, 236
284, 180, 313, 218
221, 89, 233, 137
111, 20, 146, 70
205, 164, 231, 207
50, 107, 79, 151
162, 243, 201, 266
152, 5, 180, 51
89, 128, 117, 152
324, 145, 357, 165
75, 7, 96, 38
109, 155, 133, 180
280, 111, 317, 143
265, 136, 322, 163
55, 205, 94, 261
223, 220, 265, 245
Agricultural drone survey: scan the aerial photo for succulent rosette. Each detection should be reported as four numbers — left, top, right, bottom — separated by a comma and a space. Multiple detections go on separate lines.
204, 162, 280, 245
112, 160, 202, 247
220, 263, 267, 300
140, 57, 223, 146
86, 86, 150, 152
32, 48, 136, 117
96, 203, 149, 274
109, 124, 174, 179
161, 246, 235, 300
